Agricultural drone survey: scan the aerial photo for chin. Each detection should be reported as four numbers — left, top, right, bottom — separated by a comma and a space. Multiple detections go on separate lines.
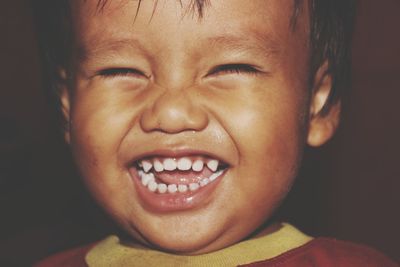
126, 223, 230, 255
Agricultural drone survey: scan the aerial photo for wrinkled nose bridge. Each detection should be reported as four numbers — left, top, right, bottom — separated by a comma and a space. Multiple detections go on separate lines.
140, 83, 208, 133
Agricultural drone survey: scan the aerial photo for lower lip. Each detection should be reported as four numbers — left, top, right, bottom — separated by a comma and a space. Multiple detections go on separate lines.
130, 168, 225, 213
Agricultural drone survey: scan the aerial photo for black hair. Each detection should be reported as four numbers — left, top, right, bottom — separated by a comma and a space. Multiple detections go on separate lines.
31, 0, 356, 128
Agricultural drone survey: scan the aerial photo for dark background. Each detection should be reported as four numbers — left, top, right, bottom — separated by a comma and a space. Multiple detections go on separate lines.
0, 1, 399, 265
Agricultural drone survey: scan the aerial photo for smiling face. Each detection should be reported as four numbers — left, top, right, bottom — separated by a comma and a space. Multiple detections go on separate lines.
62, 0, 338, 254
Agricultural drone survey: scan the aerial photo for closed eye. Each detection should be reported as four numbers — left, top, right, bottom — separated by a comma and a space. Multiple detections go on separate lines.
207, 64, 261, 76
97, 68, 149, 79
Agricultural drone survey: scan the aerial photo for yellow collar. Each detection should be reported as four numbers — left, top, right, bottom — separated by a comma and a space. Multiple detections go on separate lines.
86, 223, 312, 267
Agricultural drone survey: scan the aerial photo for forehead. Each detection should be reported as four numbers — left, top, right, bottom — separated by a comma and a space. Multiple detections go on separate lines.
70, 0, 308, 60
72, 0, 297, 17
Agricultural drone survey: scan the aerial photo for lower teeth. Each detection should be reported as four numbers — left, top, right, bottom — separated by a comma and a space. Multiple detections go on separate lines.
138, 169, 224, 194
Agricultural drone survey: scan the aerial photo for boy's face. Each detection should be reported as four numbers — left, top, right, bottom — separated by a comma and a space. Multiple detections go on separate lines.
64, 0, 335, 254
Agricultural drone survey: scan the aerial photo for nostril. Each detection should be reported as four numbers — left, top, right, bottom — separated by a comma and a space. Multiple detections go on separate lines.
139, 93, 209, 133
186, 106, 209, 131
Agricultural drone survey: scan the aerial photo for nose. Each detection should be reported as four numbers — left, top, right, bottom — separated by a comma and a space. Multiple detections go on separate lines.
140, 87, 209, 134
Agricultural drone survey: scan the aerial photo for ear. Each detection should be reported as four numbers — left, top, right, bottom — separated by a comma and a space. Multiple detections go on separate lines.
59, 69, 72, 144
307, 61, 341, 147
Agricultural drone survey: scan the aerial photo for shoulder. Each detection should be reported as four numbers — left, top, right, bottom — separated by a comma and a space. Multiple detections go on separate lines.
33, 243, 96, 267
242, 238, 398, 267
301, 238, 398, 267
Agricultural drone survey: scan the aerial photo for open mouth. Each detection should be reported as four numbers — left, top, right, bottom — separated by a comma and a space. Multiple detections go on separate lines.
134, 156, 228, 194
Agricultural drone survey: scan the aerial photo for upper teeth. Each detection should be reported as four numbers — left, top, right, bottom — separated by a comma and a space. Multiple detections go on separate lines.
142, 160, 152, 173
139, 157, 220, 173
177, 158, 191, 171
192, 160, 204, 172
163, 158, 177, 171
207, 160, 218, 172
154, 160, 164, 172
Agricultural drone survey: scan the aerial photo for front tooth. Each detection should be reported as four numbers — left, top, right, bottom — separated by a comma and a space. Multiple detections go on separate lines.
157, 183, 167, 194
142, 160, 153, 173
154, 160, 164, 172
177, 157, 192, 171
189, 183, 200, 191
199, 178, 209, 187
148, 181, 158, 192
178, 184, 188, 193
168, 184, 178, 193
192, 160, 204, 172
207, 160, 219, 172
163, 158, 177, 171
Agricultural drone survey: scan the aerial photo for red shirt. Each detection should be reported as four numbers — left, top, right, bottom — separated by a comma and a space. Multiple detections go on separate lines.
35, 238, 398, 267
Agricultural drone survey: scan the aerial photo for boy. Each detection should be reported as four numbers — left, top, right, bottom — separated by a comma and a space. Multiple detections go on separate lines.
32, 0, 397, 266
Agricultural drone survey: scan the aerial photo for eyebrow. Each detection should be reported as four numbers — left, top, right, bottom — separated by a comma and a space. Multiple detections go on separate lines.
76, 37, 148, 62
77, 31, 281, 62
206, 33, 281, 57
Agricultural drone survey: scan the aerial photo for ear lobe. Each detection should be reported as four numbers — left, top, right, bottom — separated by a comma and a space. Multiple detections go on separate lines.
307, 61, 341, 147
59, 69, 72, 144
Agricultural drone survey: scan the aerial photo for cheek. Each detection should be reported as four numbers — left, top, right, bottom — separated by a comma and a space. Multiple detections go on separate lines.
70, 104, 119, 167
68, 105, 143, 231
69, 85, 141, 162
67, 90, 139, 206
230, 84, 307, 164
226, 86, 307, 216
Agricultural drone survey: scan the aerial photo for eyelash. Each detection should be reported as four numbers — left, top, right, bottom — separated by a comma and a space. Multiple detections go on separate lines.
97, 64, 259, 79
97, 68, 147, 78
208, 64, 260, 76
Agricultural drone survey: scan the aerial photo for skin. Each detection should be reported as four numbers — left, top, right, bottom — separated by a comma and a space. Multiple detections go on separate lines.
61, 0, 339, 254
